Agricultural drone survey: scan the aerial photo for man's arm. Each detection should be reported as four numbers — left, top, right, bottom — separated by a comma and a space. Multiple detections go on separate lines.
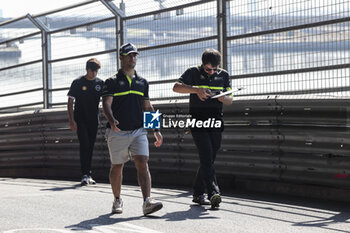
67, 97, 77, 131
143, 99, 163, 147
143, 99, 155, 112
218, 95, 233, 106
172, 82, 211, 101
218, 74, 233, 106
102, 96, 120, 132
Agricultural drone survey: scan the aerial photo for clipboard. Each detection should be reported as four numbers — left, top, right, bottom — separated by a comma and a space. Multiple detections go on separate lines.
211, 87, 245, 99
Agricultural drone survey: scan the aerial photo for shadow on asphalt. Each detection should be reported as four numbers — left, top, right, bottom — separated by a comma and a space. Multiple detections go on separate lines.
293, 211, 350, 229
161, 205, 218, 221
66, 213, 142, 231
65, 205, 217, 231
222, 191, 350, 233
40, 184, 82, 191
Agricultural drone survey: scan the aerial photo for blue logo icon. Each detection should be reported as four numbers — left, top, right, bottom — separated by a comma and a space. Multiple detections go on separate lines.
143, 110, 161, 129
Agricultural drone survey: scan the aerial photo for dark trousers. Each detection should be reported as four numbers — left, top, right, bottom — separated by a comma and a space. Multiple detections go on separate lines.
191, 130, 222, 199
76, 121, 98, 176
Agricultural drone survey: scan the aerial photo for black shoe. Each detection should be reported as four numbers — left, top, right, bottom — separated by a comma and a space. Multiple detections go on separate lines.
81, 175, 89, 186
192, 194, 211, 205
210, 194, 221, 209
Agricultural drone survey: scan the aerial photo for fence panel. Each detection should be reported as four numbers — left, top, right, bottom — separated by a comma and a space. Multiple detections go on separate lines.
1, 1, 350, 111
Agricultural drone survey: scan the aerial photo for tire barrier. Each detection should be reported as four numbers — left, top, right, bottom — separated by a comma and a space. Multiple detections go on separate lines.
1, 99, 350, 198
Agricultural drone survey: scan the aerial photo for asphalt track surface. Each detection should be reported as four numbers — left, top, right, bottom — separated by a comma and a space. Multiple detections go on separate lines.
1, 178, 350, 233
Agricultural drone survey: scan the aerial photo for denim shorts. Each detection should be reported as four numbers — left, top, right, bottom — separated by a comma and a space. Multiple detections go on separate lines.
105, 128, 149, 164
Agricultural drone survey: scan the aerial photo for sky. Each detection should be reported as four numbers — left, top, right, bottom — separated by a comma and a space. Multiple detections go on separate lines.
0, 0, 84, 18
0, 0, 339, 20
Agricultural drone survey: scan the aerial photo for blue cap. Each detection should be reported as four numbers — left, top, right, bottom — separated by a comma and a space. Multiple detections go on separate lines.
119, 43, 138, 56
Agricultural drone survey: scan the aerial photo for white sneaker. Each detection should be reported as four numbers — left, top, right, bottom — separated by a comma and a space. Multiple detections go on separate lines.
88, 176, 96, 185
143, 197, 163, 216
112, 198, 123, 214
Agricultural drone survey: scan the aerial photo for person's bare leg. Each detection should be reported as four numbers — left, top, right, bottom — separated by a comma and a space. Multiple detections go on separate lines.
110, 163, 124, 198
133, 155, 151, 200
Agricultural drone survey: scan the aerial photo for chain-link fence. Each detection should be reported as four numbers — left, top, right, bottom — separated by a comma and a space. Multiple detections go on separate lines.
1, 0, 350, 112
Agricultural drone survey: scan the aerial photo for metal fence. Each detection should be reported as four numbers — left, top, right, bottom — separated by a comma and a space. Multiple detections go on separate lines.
1, 0, 350, 112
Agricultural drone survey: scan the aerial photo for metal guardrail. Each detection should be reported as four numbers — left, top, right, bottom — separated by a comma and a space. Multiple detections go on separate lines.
2, 0, 350, 111
1, 99, 349, 189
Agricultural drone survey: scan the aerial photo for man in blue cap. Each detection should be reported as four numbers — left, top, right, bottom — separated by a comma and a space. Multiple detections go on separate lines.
102, 43, 163, 216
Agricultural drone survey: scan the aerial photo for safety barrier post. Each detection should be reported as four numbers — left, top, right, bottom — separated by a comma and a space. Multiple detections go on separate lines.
27, 14, 52, 109
99, 0, 126, 70
217, 0, 228, 70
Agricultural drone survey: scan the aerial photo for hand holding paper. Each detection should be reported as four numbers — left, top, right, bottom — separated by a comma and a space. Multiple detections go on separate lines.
211, 87, 245, 99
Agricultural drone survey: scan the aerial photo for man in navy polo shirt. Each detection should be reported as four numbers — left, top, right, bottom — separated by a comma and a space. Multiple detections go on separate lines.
102, 43, 163, 216
67, 58, 104, 186
173, 48, 233, 209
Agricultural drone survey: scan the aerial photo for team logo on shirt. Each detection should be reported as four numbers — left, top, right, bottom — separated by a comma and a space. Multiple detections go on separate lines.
200, 75, 206, 80
95, 85, 101, 91
119, 81, 125, 86
82, 86, 87, 91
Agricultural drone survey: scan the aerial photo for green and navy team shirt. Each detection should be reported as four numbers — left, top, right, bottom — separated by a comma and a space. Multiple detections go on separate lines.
178, 65, 232, 120
67, 76, 104, 123
102, 69, 149, 131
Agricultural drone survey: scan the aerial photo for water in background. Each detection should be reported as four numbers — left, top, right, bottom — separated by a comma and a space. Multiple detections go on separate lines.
1, 20, 350, 110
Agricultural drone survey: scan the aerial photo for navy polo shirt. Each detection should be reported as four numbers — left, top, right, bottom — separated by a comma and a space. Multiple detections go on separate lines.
102, 69, 149, 130
178, 66, 232, 120
67, 76, 104, 123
